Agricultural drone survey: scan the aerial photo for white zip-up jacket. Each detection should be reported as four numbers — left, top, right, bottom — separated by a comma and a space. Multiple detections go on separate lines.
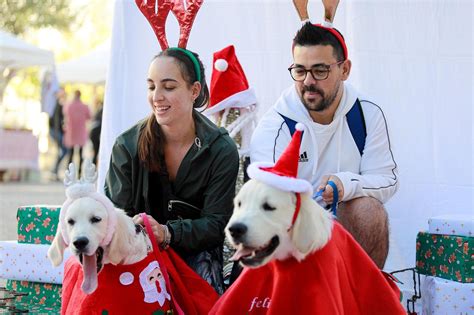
250, 83, 399, 203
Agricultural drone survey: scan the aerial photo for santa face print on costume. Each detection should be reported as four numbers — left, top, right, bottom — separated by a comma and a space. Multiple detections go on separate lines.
139, 261, 171, 306
147, 56, 200, 129
292, 45, 349, 123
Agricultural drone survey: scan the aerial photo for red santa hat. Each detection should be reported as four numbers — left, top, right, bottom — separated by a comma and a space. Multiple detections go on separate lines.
247, 123, 312, 194
204, 45, 257, 116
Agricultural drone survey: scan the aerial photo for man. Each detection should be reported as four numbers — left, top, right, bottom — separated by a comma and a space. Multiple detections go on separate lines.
250, 22, 399, 268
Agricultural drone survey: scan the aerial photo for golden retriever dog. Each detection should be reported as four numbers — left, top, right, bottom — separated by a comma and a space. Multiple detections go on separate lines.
227, 179, 332, 267
47, 161, 178, 314
48, 161, 219, 315
211, 178, 405, 314
47, 162, 152, 294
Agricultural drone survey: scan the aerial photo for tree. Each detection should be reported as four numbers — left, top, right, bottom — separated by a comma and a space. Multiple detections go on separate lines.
0, 0, 77, 104
0, 0, 75, 35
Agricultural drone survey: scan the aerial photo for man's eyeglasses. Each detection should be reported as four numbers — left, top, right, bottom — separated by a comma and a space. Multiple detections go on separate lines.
288, 61, 344, 82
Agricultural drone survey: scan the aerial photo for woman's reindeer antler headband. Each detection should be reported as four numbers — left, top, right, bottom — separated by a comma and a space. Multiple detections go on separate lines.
292, 0, 347, 60
135, 0, 204, 50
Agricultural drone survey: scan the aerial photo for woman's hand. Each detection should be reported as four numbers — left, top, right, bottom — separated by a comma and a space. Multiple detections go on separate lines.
133, 214, 166, 244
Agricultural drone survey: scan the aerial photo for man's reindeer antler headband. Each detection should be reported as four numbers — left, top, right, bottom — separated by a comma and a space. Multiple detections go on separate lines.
135, 0, 204, 51
292, 0, 348, 60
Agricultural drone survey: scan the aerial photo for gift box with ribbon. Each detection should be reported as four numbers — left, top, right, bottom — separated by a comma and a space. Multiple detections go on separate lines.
0, 241, 71, 284
17, 205, 61, 244
428, 214, 473, 237
416, 231, 473, 283
5, 279, 62, 311
421, 275, 474, 315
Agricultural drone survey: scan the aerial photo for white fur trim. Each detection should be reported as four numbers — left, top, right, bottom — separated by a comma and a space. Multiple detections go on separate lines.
203, 88, 257, 116
247, 162, 313, 194
295, 123, 304, 131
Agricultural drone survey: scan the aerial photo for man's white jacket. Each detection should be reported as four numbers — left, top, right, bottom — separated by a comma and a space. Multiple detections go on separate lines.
250, 83, 399, 203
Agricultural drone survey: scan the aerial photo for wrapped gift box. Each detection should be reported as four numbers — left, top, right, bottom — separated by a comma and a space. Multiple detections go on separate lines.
17, 205, 61, 244
0, 241, 71, 284
428, 214, 474, 237
416, 231, 473, 283
5, 279, 62, 308
421, 276, 474, 315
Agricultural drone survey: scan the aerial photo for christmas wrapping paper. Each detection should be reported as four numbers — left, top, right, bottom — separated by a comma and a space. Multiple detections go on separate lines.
421, 275, 474, 315
17, 205, 61, 244
416, 231, 473, 283
5, 279, 62, 310
428, 214, 474, 237
0, 241, 71, 284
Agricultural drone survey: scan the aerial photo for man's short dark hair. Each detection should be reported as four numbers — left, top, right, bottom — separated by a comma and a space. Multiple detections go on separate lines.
293, 22, 346, 61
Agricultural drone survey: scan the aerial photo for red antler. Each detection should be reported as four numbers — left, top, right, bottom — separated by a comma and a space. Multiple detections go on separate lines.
135, 0, 204, 50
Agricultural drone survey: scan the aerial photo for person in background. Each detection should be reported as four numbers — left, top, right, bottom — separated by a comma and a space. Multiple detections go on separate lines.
104, 48, 239, 294
63, 89, 91, 177
50, 87, 68, 179
250, 22, 399, 269
89, 99, 103, 166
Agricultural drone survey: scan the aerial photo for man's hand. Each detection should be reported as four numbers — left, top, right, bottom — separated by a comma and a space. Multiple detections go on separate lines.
317, 175, 344, 204
133, 214, 166, 244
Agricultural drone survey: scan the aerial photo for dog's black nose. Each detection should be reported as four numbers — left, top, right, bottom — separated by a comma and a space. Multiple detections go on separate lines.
228, 223, 247, 241
73, 237, 89, 251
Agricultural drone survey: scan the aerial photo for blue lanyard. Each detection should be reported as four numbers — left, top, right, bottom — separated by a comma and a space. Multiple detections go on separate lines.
313, 180, 338, 216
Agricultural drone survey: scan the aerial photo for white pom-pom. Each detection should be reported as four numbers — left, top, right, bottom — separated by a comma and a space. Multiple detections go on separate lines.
214, 59, 228, 72
295, 123, 305, 131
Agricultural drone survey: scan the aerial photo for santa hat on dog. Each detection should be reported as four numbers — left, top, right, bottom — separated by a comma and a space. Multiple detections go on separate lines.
204, 45, 257, 116
247, 123, 312, 194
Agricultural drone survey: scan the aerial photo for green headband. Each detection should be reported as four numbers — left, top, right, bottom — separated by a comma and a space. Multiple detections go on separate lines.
168, 47, 201, 83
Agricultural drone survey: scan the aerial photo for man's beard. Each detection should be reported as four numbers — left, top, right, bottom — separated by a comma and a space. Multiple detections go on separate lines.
300, 84, 338, 112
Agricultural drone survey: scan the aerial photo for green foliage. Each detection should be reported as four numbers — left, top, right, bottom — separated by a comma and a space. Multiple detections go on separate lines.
0, 0, 76, 35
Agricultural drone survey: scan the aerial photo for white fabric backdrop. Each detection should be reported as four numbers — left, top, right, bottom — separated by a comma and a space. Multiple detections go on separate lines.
99, 0, 473, 291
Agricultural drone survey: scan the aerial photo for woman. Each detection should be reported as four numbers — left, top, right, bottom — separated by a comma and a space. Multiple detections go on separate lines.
104, 48, 239, 294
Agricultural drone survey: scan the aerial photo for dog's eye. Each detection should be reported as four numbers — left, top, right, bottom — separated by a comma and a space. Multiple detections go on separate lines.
237, 201, 241, 207
90, 216, 102, 223
135, 224, 142, 234
67, 219, 75, 225
262, 202, 276, 211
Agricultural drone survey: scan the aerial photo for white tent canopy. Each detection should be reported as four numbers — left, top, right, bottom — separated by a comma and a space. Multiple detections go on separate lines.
0, 30, 54, 69
57, 41, 110, 84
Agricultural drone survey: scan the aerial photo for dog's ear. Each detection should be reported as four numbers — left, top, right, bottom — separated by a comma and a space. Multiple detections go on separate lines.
106, 210, 131, 265
48, 223, 67, 266
291, 193, 333, 256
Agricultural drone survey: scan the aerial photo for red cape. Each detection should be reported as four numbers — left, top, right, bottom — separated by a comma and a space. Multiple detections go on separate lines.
62, 248, 218, 315
210, 223, 405, 315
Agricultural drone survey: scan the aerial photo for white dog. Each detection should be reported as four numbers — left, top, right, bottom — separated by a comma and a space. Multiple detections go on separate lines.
47, 196, 152, 292
47, 161, 174, 314
211, 178, 405, 314
227, 179, 332, 267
